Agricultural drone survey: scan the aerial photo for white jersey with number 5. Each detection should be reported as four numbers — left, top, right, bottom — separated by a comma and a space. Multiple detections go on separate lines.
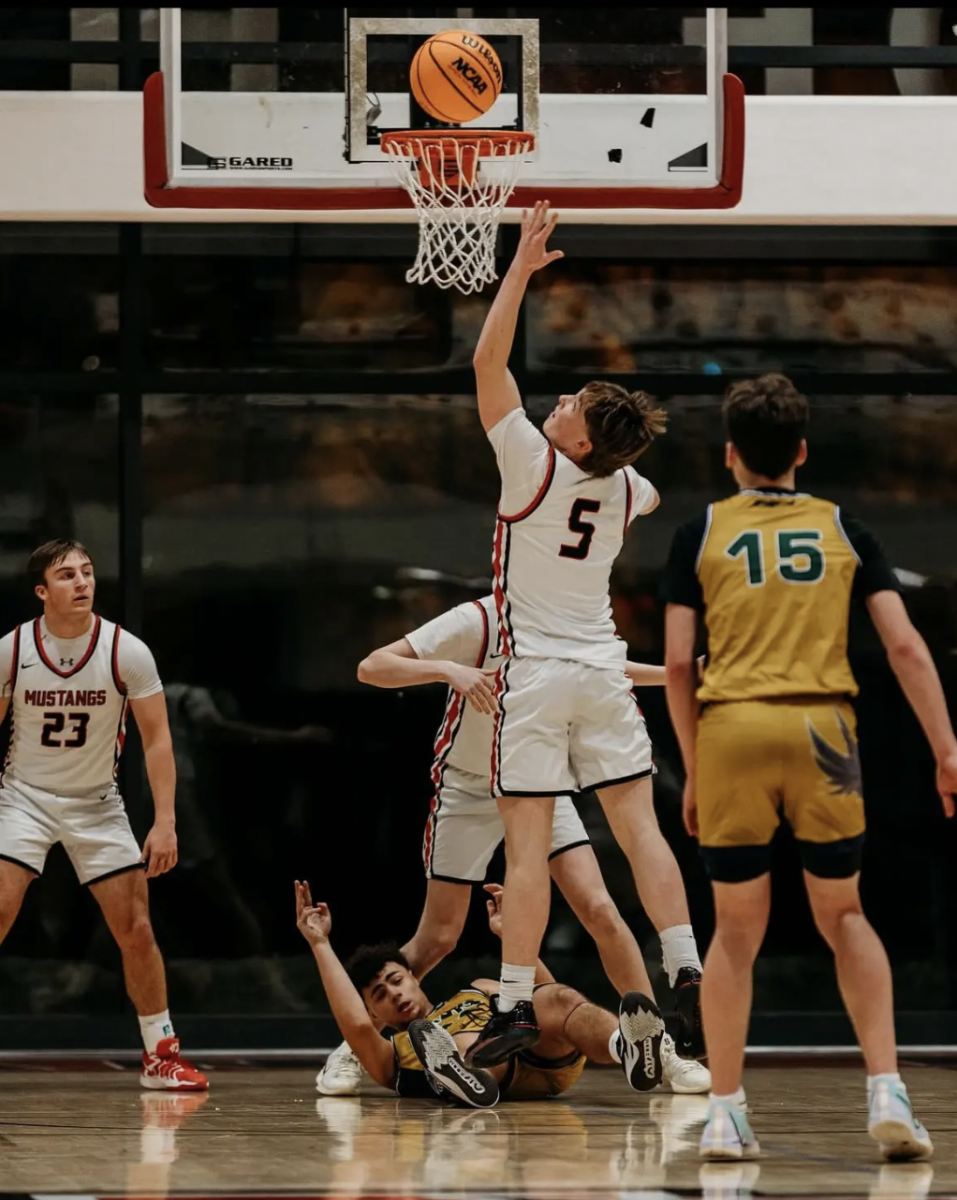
0, 615, 163, 797
487, 408, 657, 667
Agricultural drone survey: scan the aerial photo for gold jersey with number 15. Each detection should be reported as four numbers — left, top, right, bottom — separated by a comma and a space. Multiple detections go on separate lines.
665, 488, 899, 704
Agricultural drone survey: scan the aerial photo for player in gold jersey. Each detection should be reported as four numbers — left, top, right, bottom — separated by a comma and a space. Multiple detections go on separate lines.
295, 881, 674, 1107
662, 374, 957, 1163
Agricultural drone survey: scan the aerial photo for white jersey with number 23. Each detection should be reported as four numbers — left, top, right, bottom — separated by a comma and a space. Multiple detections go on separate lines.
0, 615, 163, 797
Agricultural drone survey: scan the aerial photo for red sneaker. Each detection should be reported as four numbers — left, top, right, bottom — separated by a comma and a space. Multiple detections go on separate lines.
141, 1037, 209, 1091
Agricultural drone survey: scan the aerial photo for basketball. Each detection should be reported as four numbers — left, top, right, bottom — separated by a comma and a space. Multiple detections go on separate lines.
410, 30, 502, 125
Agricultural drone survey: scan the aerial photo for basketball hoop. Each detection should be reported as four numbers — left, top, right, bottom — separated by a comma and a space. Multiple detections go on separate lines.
381, 130, 535, 295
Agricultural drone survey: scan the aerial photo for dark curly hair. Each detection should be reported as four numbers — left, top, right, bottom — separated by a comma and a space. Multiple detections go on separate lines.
344, 942, 411, 993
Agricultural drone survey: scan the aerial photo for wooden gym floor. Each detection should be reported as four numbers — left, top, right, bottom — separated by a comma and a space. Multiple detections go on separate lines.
0, 1060, 954, 1199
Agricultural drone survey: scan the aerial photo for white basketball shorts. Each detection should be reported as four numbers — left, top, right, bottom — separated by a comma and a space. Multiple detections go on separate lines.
490, 657, 655, 798
423, 766, 589, 884
0, 779, 144, 886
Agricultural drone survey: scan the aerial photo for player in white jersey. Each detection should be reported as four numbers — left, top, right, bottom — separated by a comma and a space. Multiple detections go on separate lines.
315, 595, 710, 1097
468, 202, 705, 1069
0, 540, 207, 1091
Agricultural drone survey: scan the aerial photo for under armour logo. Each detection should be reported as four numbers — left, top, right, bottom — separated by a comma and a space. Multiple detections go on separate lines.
60, 657, 74, 667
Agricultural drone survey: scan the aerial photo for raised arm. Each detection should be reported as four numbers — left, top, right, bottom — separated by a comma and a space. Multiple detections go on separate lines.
866, 590, 957, 814
473, 201, 563, 434
295, 882, 396, 1088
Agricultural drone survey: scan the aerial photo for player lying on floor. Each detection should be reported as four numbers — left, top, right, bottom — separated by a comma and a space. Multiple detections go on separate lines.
316, 593, 709, 1098
296, 879, 701, 1109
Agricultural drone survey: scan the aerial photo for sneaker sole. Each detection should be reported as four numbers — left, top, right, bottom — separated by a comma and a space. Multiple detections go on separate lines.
619, 992, 665, 1092
870, 1119, 933, 1161
664, 1067, 712, 1095
699, 1141, 761, 1161
140, 1075, 208, 1092
408, 1020, 500, 1109
466, 1025, 540, 1069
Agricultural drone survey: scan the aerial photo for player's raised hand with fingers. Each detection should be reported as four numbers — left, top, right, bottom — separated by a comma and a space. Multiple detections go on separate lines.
483, 882, 504, 938
295, 880, 332, 946
514, 200, 564, 275
141, 821, 178, 879
443, 662, 499, 715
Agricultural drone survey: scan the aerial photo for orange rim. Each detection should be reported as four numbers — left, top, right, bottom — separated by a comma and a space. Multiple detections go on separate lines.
381, 130, 534, 154
381, 130, 533, 192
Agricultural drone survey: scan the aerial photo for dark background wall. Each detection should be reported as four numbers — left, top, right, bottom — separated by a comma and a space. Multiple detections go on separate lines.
1, 220, 956, 1049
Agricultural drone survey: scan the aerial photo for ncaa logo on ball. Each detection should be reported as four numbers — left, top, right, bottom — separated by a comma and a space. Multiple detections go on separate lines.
452, 55, 490, 96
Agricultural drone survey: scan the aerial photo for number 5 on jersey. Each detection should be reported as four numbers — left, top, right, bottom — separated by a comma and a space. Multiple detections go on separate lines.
726, 529, 825, 586
559, 499, 602, 560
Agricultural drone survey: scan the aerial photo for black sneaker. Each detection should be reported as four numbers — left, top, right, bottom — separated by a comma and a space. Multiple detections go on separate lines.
407, 1019, 500, 1109
674, 966, 706, 1060
465, 999, 539, 1068
618, 991, 665, 1092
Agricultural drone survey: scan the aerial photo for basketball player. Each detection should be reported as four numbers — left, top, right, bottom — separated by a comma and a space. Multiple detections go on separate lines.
316, 595, 710, 1096
0, 539, 207, 1090
468, 200, 703, 1068
298, 879, 672, 1107
663, 374, 957, 1161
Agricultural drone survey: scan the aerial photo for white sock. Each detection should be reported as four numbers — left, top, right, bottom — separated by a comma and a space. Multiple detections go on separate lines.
660, 924, 702, 988
608, 1031, 622, 1064
497, 963, 536, 1013
139, 1009, 175, 1054
711, 1086, 747, 1109
867, 1072, 902, 1095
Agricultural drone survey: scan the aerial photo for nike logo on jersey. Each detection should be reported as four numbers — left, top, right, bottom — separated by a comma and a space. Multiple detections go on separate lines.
20, 663, 36, 670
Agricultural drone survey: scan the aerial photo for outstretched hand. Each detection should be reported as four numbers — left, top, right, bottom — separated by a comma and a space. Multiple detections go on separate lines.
514, 201, 564, 275
484, 882, 504, 938
295, 879, 332, 947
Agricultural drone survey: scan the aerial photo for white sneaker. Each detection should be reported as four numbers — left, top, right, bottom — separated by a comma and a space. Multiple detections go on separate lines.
316, 1041, 363, 1095
662, 1033, 711, 1094
699, 1099, 760, 1161
868, 1078, 933, 1161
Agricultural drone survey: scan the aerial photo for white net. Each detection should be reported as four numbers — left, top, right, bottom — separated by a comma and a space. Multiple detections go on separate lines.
382, 133, 534, 295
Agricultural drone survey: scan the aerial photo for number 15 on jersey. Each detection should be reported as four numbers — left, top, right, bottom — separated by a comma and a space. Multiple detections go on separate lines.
726, 529, 825, 586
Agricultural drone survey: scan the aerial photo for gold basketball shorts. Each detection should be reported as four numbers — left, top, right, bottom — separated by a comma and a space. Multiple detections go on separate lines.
502, 1049, 587, 1100
695, 697, 866, 883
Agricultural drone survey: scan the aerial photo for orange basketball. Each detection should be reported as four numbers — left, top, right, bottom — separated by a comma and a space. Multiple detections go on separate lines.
410, 30, 503, 125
